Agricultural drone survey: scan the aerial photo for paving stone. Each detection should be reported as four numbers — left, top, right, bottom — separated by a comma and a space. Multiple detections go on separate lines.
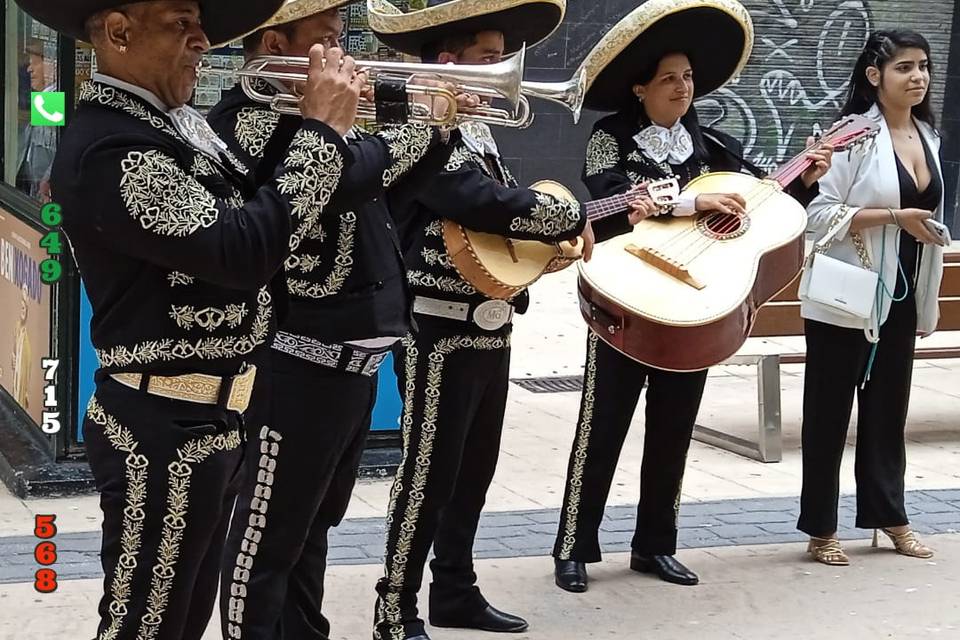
479, 514, 536, 528
525, 511, 560, 525
910, 512, 960, 526
708, 524, 768, 539
678, 501, 746, 517
599, 519, 637, 533
329, 532, 386, 548
716, 511, 796, 525
327, 546, 368, 561
757, 521, 801, 535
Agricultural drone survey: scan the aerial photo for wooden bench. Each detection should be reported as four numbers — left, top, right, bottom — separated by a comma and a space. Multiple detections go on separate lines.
693, 243, 960, 463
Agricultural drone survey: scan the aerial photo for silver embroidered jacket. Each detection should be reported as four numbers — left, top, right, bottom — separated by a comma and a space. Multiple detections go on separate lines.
208, 84, 451, 342
389, 123, 586, 316
51, 80, 351, 376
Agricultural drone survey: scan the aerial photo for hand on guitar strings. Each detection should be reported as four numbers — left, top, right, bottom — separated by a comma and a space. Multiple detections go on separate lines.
693, 192, 747, 217
801, 135, 835, 188
626, 185, 660, 225
569, 220, 596, 262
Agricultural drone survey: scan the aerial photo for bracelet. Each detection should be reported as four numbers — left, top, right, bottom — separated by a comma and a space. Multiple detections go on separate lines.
887, 207, 902, 227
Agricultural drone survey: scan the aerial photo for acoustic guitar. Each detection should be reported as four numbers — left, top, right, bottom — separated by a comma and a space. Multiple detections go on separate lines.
443, 177, 680, 300
577, 114, 880, 371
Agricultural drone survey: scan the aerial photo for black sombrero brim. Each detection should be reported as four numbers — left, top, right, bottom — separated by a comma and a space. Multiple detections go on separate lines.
580, 0, 754, 112
367, 0, 565, 57
14, 0, 285, 46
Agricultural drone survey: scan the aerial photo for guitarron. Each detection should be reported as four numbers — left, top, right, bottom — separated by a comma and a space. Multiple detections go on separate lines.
443, 178, 680, 300
577, 114, 880, 371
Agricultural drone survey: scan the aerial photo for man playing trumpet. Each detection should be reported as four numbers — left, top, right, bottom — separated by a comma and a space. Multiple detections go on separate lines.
208, 2, 473, 639
17, 0, 363, 638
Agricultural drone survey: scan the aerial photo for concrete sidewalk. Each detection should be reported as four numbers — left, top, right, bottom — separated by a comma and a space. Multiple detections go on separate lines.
3, 535, 958, 639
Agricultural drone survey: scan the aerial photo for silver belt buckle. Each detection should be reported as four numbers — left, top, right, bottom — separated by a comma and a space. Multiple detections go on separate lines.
473, 300, 512, 331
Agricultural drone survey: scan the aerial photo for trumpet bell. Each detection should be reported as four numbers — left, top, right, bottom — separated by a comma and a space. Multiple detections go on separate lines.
521, 67, 587, 125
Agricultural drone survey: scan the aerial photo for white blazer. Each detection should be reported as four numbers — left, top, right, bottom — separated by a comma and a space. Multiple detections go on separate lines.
799, 104, 944, 340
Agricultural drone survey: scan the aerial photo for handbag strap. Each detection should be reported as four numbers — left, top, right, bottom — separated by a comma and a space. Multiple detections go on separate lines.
810, 204, 873, 269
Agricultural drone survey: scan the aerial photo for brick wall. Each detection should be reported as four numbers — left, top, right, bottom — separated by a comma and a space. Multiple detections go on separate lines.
494, 0, 960, 228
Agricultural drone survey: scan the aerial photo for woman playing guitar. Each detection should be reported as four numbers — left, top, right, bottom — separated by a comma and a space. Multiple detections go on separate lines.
552, 0, 832, 593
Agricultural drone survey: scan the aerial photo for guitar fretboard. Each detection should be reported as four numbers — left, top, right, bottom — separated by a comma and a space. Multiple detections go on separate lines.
584, 189, 646, 222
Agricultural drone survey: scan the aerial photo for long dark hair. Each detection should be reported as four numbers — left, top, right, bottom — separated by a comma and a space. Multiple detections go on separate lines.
841, 30, 936, 128
624, 51, 711, 162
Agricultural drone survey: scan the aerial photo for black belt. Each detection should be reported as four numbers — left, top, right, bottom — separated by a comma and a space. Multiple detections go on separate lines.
272, 332, 392, 377
413, 296, 515, 331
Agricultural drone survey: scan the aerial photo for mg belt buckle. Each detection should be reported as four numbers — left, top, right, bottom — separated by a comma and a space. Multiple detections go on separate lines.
473, 300, 512, 331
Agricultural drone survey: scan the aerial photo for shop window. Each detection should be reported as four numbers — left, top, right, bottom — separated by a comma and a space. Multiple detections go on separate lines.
3, 6, 59, 203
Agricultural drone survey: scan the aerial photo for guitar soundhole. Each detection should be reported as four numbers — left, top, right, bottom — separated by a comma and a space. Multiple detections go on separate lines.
696, 212, 750, 240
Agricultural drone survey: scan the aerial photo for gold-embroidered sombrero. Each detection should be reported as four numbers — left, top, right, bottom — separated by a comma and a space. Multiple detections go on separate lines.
261, 0, 354, 29
578, 0, 754, 112
13, 0, 285, 46
366, 0, 566, 57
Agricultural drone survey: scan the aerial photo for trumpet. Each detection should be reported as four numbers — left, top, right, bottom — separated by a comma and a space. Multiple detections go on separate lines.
238, 47, 530, 128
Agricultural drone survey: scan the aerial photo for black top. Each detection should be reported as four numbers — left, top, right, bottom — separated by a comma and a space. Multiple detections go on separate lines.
52, 80, 351, 378
208, 83, 452, 343
894, 134, 942, 298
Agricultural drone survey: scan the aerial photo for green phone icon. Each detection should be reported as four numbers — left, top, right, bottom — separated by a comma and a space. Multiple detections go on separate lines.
31, 92, 66, 127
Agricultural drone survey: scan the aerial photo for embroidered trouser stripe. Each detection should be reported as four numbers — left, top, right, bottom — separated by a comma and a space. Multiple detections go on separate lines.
556, 331, 600, 560
85, 382, 243, 640
374, 329, 509, 640
552, 332, 707, 562
221, 348, 377, 639
225, 426, 282, 639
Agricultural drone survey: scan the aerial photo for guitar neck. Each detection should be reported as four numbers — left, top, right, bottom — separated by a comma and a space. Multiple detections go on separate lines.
585, 190, 644, 222
767, 143, 821, 187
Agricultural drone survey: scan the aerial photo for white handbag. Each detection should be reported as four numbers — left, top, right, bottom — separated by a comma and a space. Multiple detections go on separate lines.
801, 206, 878, 319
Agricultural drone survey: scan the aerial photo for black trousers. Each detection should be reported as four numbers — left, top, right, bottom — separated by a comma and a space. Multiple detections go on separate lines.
798, 295, 917, 537
374, 320, 511, 640
553, 331, 708, 563
221, 349, 376, 640
84, 377, 244, 640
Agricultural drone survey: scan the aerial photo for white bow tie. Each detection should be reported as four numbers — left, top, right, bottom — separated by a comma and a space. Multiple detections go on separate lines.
633, 122, 694, 165
168, 105, 230, 161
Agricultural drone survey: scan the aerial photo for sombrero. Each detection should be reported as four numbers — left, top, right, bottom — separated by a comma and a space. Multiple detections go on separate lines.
579, 0, 754, 112
13, 0, 285, 46
237, 0, 355, 42
260, 0, 354, 29
367, 0, 565, 57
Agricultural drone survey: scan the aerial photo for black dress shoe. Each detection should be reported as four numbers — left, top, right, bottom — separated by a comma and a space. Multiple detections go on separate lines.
431, 605, 529, 633
405, 636, 430, 640
554, 559, 588, 593
630, 553, 699, 585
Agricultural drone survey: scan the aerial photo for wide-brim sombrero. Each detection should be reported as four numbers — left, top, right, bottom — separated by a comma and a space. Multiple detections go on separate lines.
261, 0, 354, 29
14, 0, 285, 46
579, 0, 754, 112
367, 0, 566, 57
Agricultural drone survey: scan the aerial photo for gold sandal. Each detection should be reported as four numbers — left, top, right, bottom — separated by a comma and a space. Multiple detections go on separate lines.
807, 537, 850, 566
872, 528, 934, 559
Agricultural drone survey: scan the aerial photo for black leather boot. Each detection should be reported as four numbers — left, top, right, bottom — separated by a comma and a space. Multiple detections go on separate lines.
554, 559, 588, 592
630, 552, 699, 585
430, 604, 528, 633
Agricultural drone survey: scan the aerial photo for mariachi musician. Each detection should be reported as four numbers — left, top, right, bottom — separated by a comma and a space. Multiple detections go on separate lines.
551, 0, 833, 593
364, 0, 642, 637
206, 1, 461, 637
23, 0, 364, 637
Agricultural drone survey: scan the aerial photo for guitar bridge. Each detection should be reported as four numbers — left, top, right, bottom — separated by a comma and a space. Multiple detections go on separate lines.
625, 244, 705, 290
